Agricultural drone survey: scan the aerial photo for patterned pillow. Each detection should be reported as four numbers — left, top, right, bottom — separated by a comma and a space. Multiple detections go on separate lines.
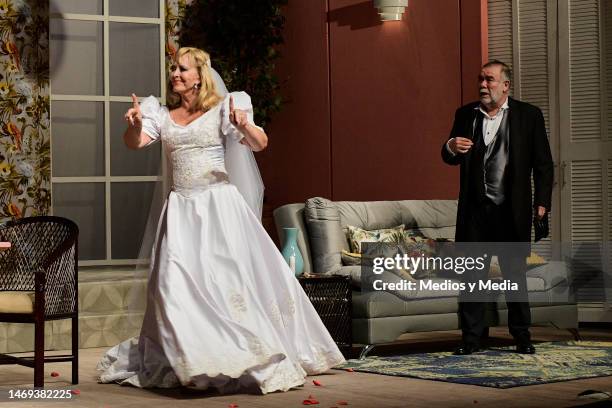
400, 234, 455, 279
402, 229, 434, 255
346, 224, 405, 253
341, 250, 362, 266
403, 228, 426, 241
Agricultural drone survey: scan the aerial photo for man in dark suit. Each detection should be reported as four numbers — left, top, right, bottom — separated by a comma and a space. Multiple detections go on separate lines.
441, 60, 554, 355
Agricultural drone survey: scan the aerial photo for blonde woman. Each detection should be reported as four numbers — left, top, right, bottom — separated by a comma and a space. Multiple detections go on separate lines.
97, 47, 345, 393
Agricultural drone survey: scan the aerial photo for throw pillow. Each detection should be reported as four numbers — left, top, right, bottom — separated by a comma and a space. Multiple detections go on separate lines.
346, 224, 405, 253
341, 250, 362, 266
489, 256, 502, 278
527, 252, 547, 265
489, 252, 547, 278
397, 230, 438, 279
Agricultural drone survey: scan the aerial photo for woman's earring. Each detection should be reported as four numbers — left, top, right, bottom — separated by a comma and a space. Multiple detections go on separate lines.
193, 83, 200, 90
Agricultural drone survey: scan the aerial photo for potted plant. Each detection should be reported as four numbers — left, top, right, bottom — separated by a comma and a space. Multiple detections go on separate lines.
179, 0, 287, 127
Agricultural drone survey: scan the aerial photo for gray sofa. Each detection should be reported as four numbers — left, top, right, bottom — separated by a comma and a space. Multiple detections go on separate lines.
274, 197, 578, 356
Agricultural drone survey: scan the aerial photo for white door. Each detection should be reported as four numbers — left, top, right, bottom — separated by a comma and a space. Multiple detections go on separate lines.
558, 0, 612, 318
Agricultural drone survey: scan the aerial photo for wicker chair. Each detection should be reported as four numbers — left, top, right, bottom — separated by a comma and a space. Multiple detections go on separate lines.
0, 216, 78, 387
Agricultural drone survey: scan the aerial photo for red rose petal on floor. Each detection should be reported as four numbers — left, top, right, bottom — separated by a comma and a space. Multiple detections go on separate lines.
345, 368, 354, 372
228, 404, 238, 408
336, 401, 349, 406
70, 389, 80, 395
50, 372, 59, 377
313, 379, 322, 386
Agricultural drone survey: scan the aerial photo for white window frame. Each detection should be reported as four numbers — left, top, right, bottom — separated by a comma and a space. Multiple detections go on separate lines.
49, 0, 166, 266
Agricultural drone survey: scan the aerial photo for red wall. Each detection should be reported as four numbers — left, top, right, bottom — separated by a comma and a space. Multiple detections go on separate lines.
259, 0, 487, 234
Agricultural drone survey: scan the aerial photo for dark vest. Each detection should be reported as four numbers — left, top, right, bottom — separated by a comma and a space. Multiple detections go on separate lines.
469, 109, 510, 205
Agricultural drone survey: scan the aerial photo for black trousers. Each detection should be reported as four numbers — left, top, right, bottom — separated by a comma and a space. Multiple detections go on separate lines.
459, 198, 531, 346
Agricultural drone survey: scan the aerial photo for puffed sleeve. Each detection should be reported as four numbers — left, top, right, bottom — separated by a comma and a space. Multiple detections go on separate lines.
221, 91, 263, 141
139, 96, 162, 143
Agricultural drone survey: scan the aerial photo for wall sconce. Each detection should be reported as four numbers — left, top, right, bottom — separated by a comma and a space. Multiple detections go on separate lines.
373, 0, 408, 21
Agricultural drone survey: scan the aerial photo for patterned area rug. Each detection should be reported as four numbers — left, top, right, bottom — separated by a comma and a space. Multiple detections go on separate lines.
340, 341, 612, 388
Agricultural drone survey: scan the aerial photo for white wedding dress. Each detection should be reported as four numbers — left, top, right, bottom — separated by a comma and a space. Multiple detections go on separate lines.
97, 93, 345, 394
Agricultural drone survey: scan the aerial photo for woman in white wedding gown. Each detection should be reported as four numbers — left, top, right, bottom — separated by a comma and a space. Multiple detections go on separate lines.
97, 47, 345, 394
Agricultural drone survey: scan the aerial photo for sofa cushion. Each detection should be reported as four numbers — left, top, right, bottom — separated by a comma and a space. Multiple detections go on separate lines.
346, 224, 405, 253
353, 290, 459, 318
0, 291, 35, 313
496, 261, 573, 307
526, 261, 569, 290
335, 265, 361, 287
304, 197, 457, 274
341, 250, 361, 266
335, 200, 457, 232
412, 226, 456, 240
345, 261, 571, 319
304, 197, 348, 273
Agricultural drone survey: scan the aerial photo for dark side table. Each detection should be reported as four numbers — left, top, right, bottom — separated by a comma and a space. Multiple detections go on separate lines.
298, 274, 352, 357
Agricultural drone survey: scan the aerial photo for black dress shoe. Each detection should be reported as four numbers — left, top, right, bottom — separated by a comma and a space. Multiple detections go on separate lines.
516, 343, 536, 354
453, 344, 481, 355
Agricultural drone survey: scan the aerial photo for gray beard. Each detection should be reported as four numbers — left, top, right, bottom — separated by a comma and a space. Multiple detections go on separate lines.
480, 95, 501, 111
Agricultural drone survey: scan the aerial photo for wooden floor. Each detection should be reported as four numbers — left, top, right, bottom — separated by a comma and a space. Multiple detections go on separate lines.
1, 326, 611, 408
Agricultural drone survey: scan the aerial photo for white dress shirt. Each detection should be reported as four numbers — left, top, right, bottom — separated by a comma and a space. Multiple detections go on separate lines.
446, 99, 510, 155
477, 98, 509, 146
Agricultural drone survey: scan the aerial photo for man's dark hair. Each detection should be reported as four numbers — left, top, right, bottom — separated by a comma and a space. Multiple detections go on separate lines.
483, 60, 512, 83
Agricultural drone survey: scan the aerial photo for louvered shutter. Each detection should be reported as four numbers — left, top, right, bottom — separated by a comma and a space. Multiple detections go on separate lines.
606, 0, 612, 143
569, 0, 600, 144
570, 161, 605, 302
605, 0, 612, 307
488, 0, 514, 95
489, 0, 612, 314
488, 0, 554, 259
518, 0, 553, 259
560, 0, 608, 305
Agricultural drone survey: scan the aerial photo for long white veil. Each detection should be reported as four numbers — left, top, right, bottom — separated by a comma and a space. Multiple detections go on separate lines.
212, 68, 264, 220
128, 67, 264, 321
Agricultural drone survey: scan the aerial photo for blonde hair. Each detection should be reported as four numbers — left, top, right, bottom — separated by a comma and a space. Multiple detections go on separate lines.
166, 47, 222, 112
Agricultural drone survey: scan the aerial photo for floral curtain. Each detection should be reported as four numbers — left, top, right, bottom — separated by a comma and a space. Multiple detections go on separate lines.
0, 0, 49, 221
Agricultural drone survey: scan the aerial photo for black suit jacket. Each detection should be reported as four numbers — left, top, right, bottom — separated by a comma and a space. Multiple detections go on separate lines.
441, 97, 554, 242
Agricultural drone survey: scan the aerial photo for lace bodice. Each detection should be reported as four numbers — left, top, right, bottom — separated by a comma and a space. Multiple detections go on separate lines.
140, 93, 256, 191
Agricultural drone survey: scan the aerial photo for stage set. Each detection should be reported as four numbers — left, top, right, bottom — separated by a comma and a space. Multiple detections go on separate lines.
0, 0, 611, 407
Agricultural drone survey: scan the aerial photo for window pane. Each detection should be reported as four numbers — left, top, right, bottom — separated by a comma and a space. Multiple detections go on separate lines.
109, 0, 159, 18
51, 101, 104, 177
110, 102, 161, 176
53, 183, 106, 260
50, 0, 103, 14
111, 182, 161, 259
109, 23, 160, 97
50, 19, 104, 95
